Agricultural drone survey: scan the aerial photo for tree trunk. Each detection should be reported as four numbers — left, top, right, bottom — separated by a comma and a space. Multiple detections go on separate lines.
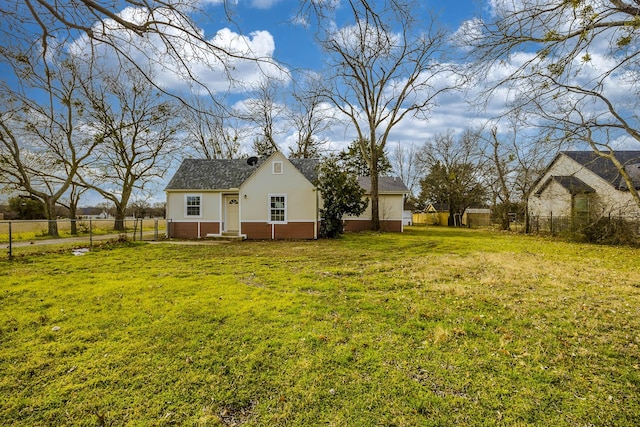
69, 205, 78, 235
114, 217, 125, 231
114, 206, 126, 232
114, 186, 132, 232
501, 214, 510, 231
47, 220, 59, 237
43, 198, 60, 237
370, 154, 380, 231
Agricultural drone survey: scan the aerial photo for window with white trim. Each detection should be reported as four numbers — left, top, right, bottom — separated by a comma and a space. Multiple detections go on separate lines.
272, 161, 283, 174
269, 194, 286, 223
185, 194, 202, 217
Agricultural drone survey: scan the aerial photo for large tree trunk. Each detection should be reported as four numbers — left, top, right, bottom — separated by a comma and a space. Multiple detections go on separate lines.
113, 187, 132, 232
113, 201, 126, 232
43, 198, 59, 237
370, 147, 380, 231
114, 211, 126, 232
69, 205, 78, 235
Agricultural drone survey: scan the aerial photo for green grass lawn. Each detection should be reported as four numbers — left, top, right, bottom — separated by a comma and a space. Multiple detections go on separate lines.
2, 227, 640, 426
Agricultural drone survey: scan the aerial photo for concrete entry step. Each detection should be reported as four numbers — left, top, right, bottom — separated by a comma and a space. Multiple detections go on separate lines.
206, 233, 244, 241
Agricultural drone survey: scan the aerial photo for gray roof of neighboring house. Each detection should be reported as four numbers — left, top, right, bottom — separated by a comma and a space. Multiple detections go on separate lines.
621, 162, 640, 190
535, 175, 595, 196
165, 157, 320, 190
563, 151, 640, 190
357, 176, 409, 194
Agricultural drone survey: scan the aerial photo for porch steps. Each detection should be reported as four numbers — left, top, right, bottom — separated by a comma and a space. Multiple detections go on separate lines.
205, 232, 245, 241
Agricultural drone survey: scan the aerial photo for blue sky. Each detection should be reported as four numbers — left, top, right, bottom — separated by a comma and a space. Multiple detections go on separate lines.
179, 0, 487, 148
215, 0, 478, 73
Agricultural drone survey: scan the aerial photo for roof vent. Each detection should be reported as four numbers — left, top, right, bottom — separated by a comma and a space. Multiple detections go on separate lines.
247, 156, 258, 166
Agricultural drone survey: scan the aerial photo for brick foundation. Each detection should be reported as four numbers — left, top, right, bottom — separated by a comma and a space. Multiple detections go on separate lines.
168, 222, 219, 239
242, 222, 316, 239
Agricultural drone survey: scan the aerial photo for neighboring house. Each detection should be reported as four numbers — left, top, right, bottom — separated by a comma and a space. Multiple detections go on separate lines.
165, 151, 409, 239
342, 176, 409, 232
528, 151, 640, 220
402, 199, 416, 226
413, 203, 447, 225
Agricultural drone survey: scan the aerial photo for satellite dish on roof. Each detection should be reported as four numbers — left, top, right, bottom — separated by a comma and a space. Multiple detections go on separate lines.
247, 156, 259, 166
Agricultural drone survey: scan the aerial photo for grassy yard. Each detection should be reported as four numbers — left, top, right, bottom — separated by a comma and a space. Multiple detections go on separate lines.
1, 227, 640, 426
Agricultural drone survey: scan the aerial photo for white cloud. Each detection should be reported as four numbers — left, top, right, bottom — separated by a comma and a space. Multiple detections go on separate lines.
250, 0, 282, 9
67, 6, 289, 95
331, 19, 401, 58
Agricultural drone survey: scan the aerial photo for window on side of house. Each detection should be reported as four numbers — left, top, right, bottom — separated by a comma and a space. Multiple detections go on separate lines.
185, 194, 202, 217
269, 194, 286, 223
272, 161, 283, 174
573, 194, 589, 218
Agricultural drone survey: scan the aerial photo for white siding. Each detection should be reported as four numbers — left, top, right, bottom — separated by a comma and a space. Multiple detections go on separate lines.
240, 152, 317, 223
529, 180, 572, 217
166, 191, 222, 221
344, 194, 405, 221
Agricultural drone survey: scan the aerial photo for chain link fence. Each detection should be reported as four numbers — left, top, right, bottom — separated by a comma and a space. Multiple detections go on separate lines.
0, 218, 166, 260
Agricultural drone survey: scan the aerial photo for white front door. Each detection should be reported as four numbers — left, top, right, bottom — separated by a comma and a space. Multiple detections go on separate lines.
225, 196, 239, 232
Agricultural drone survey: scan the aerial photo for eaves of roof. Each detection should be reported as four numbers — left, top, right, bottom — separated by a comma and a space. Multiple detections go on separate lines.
535, 175, 595, 196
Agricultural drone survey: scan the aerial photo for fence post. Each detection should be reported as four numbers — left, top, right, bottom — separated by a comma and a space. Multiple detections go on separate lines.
8, 222, 12, 260
139, 218, 143, 241
89, 219, 93, 250
154, 219, 158, 241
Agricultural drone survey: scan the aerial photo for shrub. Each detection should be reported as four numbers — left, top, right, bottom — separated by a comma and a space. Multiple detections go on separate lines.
581, 216, 639, 246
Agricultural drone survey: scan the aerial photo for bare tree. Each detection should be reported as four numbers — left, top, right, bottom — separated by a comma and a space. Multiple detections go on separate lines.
417, 130, 488, 226
0, 54, 98, 236
390, 141, 423, 199
78, 66, 179, 231
237, 80, 286, 158
287, 72, 334, 159
58, 183, 91, 234
181, 96, 244, 159
461, 0, 640, 210
480, 112, 557, 230
315, 0, 460, 230
1, 0, 263, 102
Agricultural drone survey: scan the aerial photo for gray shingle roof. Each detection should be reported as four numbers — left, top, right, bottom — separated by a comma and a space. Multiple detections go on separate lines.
357, 176, 409, 193
165, 157, 319, 190
621, 162, 640, 190
535, 175, 595, 196
563, 151, 640, 190
289, 158, 321, 183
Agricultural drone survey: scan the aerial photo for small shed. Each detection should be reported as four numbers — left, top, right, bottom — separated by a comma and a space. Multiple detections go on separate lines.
463, 208, 492, 228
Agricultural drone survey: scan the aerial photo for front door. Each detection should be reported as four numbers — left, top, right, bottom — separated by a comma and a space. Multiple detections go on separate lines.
225, 196, 239, 232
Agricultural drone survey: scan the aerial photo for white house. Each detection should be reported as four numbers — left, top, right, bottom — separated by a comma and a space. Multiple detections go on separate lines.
165, 151, 409, 239
528, 151, 640, 220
